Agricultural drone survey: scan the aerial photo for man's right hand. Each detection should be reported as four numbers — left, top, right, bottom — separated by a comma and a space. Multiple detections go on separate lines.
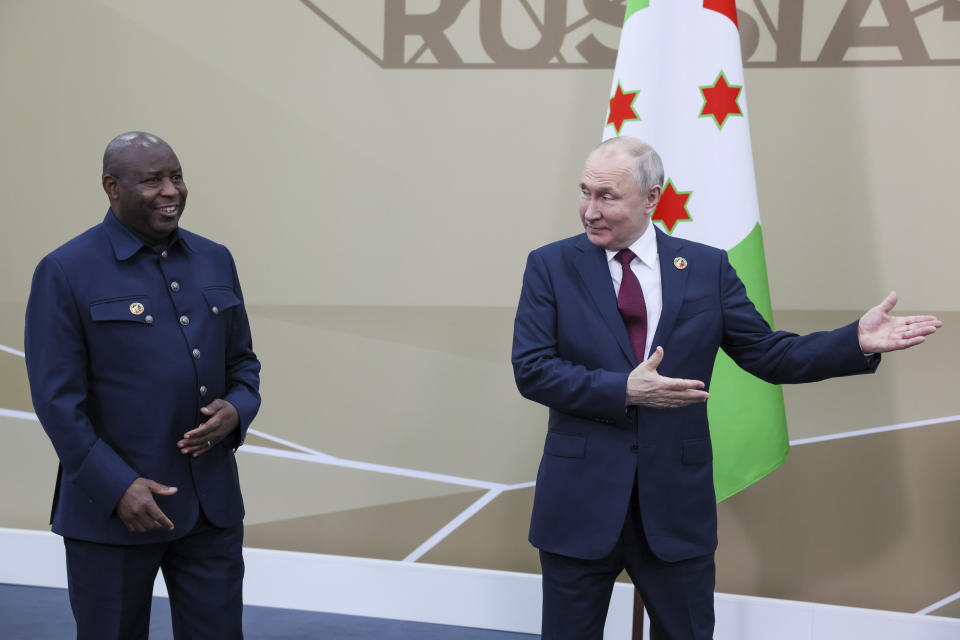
626, 347, 710, 408
115, 477, 177, 533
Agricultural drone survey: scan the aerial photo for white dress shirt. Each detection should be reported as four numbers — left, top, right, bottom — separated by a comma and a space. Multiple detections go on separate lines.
605, 222, 662, 361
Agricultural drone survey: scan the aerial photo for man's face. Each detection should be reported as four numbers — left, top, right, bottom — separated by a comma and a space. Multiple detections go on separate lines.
103, 142, 187, 247
579, 149, 659, 250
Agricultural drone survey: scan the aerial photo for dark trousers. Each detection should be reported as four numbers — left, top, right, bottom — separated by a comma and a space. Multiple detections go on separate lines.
64, 512, 244, 640
539, 502, 715, 640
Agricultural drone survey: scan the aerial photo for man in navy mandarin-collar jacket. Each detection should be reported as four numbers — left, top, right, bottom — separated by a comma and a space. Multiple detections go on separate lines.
25, 132, 260, 639
512, 137, 940, 640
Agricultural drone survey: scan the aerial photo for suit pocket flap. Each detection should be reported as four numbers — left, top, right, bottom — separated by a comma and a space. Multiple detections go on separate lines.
201, 286, 242, 314
681, 438, 712, 464
676, 296, 714, 319
90, 295, 151, 323
544, 432, 586, 459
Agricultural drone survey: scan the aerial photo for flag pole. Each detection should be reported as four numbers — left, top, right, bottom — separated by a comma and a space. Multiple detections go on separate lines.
632, 592, 644, 639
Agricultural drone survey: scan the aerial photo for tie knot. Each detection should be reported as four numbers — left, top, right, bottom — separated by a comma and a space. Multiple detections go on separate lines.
615, 249, 636, 267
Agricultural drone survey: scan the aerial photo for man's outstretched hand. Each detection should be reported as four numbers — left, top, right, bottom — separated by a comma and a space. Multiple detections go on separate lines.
626, 347, 709, 408
858, 291, 942, 353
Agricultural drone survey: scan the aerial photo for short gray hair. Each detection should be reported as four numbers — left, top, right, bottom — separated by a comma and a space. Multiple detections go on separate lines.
594, 136, 664, 193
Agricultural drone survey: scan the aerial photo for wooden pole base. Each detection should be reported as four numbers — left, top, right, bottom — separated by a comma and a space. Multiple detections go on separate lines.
632, 591, 645, 639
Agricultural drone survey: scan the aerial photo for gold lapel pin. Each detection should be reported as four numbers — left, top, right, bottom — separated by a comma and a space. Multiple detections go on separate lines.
674, 257, 688, 270
129, 302, 144, 315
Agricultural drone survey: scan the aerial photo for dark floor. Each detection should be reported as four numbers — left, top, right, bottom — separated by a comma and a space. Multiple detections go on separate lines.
0, 583, 538, 639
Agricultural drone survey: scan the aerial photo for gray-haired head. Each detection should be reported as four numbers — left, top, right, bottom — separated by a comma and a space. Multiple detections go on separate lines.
593, 136, 664, 195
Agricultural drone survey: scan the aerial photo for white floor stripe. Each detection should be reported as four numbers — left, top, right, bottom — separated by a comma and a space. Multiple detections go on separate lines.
402, 488, 504, 563
0, 344, 25, 357
790, 415, 960, 446
247, 427, 336, 460
0, 408, 39, 421
239, 444, 338, 463
240, 443, 504, 490
916, 589, 960, 615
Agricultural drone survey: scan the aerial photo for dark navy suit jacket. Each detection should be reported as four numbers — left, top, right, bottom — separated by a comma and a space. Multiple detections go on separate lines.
512, 229, 877, 562
25, 211, 260, 545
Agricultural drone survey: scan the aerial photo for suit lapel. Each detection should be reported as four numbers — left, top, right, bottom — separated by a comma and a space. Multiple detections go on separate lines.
651, 228, 689, 351
572, 235, 637, 366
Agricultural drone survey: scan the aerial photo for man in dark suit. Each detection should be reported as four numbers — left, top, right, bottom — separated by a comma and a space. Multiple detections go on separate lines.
511, 136, 940, 639
25, 132, 260, 639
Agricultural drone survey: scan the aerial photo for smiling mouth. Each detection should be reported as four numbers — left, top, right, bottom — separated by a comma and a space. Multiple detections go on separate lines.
157, 205, 179, 214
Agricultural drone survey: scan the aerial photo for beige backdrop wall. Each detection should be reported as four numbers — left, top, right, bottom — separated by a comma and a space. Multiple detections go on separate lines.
1, 0, 958, 619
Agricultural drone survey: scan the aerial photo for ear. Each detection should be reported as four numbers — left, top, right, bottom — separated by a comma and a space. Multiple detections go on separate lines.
645, 184, 662, 214
102, 174, 119, 200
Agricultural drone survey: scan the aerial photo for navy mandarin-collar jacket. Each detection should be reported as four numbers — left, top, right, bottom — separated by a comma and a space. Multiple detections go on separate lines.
25, 211, 260, 544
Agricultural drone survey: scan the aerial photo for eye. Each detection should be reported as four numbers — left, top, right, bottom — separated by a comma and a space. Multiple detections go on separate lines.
601, 194, 613, 201
172, 174, 183, 183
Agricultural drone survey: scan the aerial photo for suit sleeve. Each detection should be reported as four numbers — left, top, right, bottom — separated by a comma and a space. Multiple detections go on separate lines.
25, 256, 138, 518
512, 250, 630, 420
717, 251, 879, 383
221, 249, 261, 447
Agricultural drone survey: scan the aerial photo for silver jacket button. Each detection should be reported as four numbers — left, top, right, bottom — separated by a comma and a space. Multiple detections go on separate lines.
179, 315, 190, 326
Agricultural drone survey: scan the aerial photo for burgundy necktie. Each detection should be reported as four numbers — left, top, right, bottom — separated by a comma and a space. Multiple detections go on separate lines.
615, 249, 647, 361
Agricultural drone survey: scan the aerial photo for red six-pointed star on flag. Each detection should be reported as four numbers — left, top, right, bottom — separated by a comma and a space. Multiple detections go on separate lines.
606, 82, 640, 135
699, 71, 742, 130
652, 179, 692, 233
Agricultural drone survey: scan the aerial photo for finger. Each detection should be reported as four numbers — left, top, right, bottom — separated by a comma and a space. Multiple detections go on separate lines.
200, 399, 224, 416
877, 291, 897, 314
181, 426, 213, 443
669, 390, 710, 403
659, 376, 706, 390
906, 320, 943, 332
145, 481, 178, 496
179, 441, 208, 454
193, 439, 217, 457
146, 508, 175, 530
643, 346, 664, 370
179, 423, 220, 446
895, 336, 927, 349
906, 324, 939, 337
657, 392, 710, 408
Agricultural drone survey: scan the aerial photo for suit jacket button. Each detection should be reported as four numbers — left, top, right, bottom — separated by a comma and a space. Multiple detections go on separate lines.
630, 444, 639, 452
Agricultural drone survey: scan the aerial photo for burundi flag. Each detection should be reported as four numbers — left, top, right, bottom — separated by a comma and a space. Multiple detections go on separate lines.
602, 0, 787, 501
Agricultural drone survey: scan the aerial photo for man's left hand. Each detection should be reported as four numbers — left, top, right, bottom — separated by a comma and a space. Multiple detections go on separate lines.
858, 291, 942, 353
178, 399, 239, 456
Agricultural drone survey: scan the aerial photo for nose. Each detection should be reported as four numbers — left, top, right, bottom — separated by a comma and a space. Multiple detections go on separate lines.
160, 177, 178, 197
583, 197, 601, 221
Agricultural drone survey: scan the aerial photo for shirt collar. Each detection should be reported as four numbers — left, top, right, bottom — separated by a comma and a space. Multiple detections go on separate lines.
605, 220, 659, 268
103, 209, 191, 261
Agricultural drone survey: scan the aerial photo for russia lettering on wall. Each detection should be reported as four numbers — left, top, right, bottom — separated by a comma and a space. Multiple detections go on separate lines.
301, 0, 960, 69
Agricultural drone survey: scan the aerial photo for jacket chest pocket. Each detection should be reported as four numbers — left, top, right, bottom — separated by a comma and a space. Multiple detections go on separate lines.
675, 295, 715, 320
200, 286, 242, 317
89, 295, 152, 324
